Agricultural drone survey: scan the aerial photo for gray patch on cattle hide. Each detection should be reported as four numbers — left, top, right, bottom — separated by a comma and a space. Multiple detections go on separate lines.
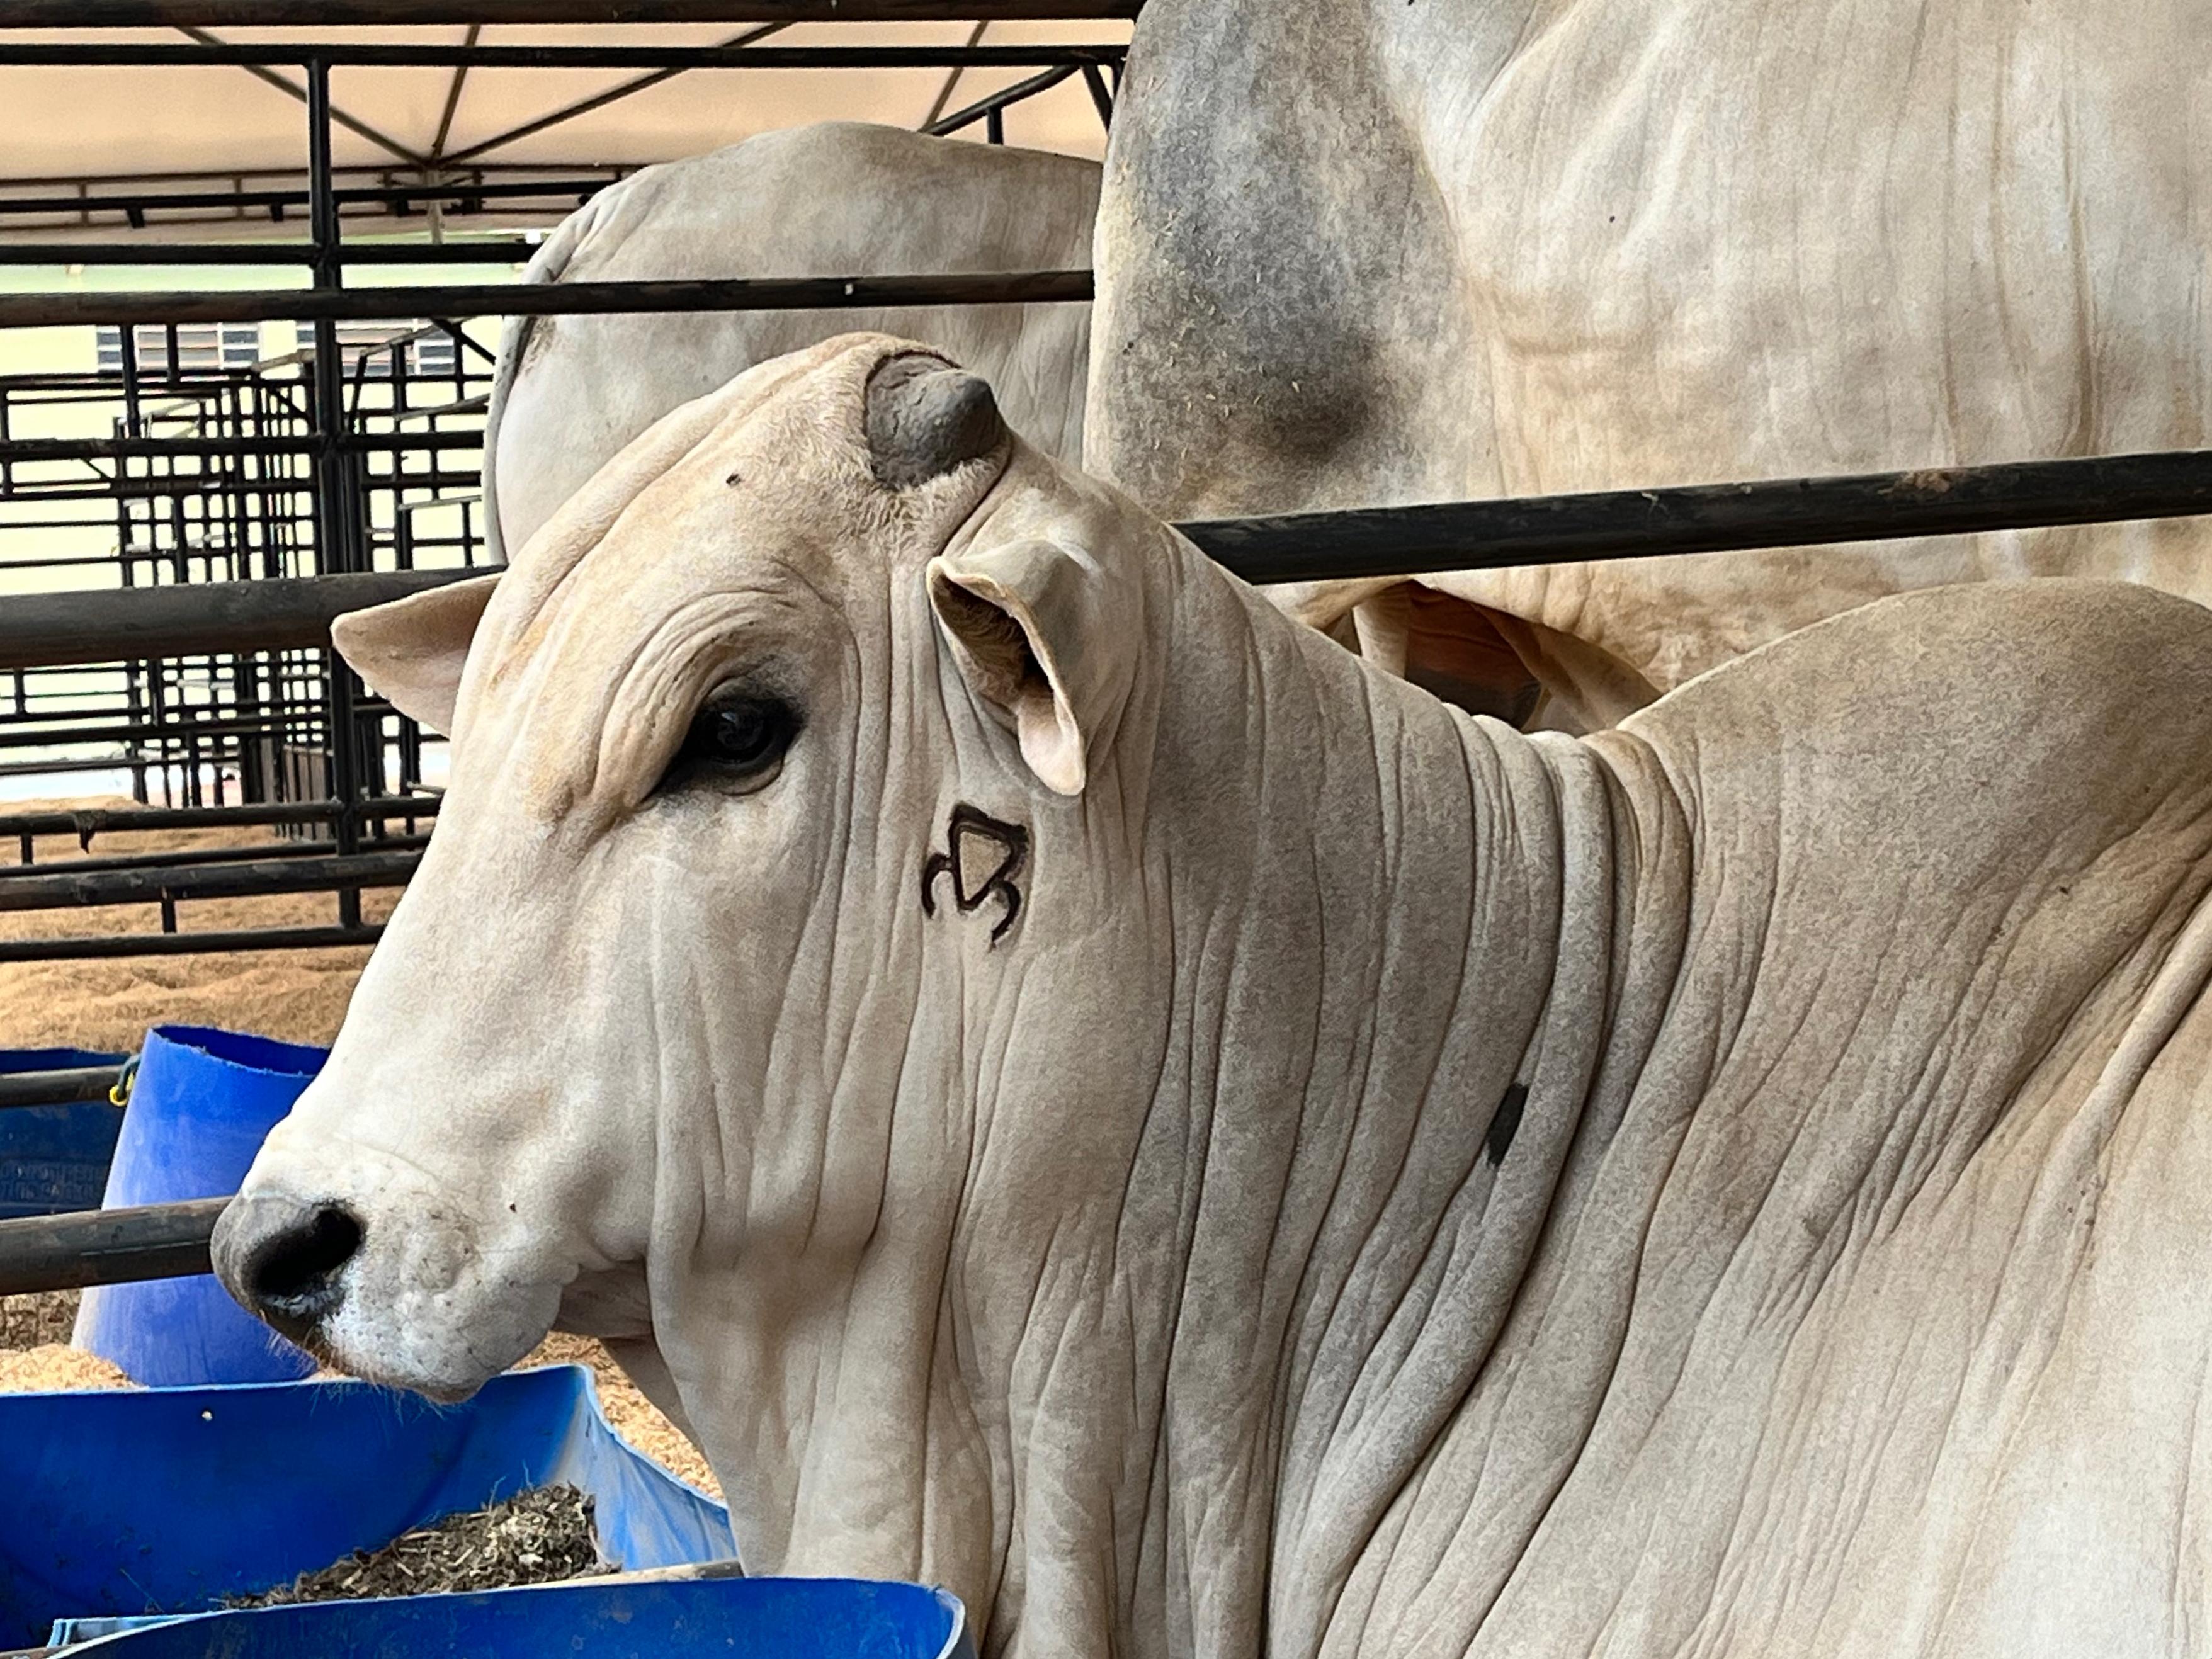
1085, 0, 1458, 514
865, 353, 1007, 489
921, 803, 1029, 944
1483, 1081, 1527, 1166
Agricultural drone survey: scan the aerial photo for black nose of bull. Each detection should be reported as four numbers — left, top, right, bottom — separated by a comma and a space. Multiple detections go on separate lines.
212, 1192, 363, 1339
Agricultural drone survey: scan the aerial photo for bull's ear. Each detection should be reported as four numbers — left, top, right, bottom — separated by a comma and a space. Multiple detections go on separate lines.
329, 574, 500, 738
926, 537, 1130, 796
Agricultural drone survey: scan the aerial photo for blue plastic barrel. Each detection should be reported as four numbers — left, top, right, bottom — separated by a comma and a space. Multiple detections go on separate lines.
52, 1578, 973, 1659
73, 1025, 328, 1387
0, 1364, 734, 1650
0, 1048, 127, 1221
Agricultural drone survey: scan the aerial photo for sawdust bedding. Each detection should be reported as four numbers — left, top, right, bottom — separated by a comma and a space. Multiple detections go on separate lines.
0, 1291, 128, 1389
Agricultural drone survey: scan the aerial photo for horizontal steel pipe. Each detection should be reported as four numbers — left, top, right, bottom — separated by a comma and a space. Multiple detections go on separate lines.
0, 432, 482, 461
0, 42, 1131, 69
0, 924, 384, 963
0, 270, 1094, 330
0, 176, 622, 218
0, 849, 419, 912
1184, 447, 2212, 584
6, 475, 466, 502
0, 1065, 123, 1111
0, 711, 324, 747
0, 796, 440, 842
0, 435, 316, 460
0, 1196, 227, 1295
0, 567, 477, 671
0, 834, 429, 883
0, 240, 538, 266
10, 448, 2210, 674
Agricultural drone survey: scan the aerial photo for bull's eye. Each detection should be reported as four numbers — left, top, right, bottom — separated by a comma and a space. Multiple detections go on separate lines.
657, 689, 800, 793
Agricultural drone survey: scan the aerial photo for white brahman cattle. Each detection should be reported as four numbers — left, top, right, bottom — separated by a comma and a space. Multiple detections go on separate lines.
487, 120, 1097, 561
1088, 0, 2212, 729
221, 337, 2212, 1659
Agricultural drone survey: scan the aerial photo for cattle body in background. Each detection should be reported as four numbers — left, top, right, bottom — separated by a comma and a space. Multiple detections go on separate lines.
1089, 0, 2212, 729
486, 121, 1097, 561
218, 339, 2212, 1658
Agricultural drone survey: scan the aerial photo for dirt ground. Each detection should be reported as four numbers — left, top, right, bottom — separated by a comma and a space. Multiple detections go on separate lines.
0, 798, 721, 1498
0, 795, 402, 1054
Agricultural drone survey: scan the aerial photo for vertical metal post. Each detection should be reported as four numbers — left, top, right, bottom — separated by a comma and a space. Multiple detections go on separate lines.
307, 59, 365, 915
117, 324, 143, 439
116, 329, 151, 803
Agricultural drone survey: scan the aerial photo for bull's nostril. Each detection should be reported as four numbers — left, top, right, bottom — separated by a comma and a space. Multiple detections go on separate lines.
250, 1204, 363, 1308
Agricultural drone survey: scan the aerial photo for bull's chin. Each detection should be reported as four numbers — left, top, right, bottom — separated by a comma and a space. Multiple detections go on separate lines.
327, 1344, 528, 1404
315, 1296, 555, 1404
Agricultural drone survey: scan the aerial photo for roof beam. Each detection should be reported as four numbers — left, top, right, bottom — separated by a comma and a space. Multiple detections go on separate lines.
428, 23, 482, 162
441, 19, 788, 165
173, 25, 432, 168
921, 20, 989, 129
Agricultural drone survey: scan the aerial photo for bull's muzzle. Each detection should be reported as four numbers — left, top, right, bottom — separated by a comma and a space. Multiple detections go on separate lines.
212, 1191, 363, 1342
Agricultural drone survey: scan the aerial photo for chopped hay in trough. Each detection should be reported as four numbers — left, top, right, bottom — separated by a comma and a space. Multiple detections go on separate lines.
231, 1485, 609, 1605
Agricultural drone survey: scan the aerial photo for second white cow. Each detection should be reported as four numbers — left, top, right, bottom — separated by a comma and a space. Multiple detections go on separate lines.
1091, 0, 2212, 730
487, 120, 1097, 561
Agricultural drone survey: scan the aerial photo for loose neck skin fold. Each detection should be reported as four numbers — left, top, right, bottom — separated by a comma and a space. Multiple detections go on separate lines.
1098, 543, 1679, 1659
922, 540, 1684, 1659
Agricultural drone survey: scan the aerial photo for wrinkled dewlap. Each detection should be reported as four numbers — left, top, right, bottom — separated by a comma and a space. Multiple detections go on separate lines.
229, 1485, 608, 1605
0, 796, 403, 1054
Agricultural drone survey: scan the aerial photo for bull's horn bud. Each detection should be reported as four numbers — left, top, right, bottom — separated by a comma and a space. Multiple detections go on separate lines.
865, 351, 1007, 489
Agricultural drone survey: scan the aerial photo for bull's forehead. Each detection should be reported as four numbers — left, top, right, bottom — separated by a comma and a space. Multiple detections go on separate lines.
508, 334, 1004, 631
454, 334, 1016, 820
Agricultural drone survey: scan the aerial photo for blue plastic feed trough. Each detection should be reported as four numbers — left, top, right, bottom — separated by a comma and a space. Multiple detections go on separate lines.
0, 1364, 734, 1650
0, 1048, 127, 1220
74, 1024, 327, 1386
57, 1577, 974, 1659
